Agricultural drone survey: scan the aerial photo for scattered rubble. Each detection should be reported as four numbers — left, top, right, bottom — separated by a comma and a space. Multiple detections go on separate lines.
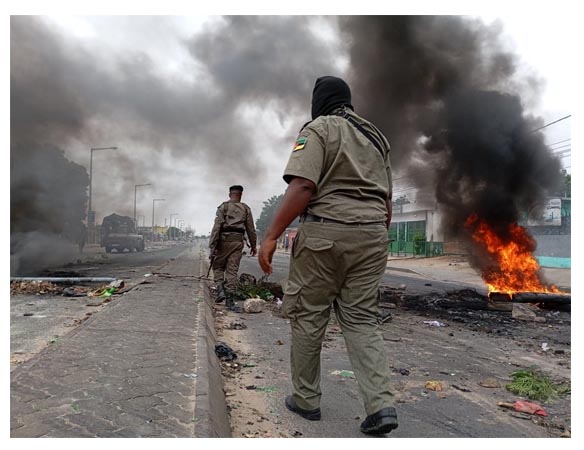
512, 303, 538, 321
10, 281, 62, 295
224, 320, 248, 330
479, 378, 502, 388
215, 342, 238, 361
244, 298, 266, 313
425, 381, 444, 391
423, 320, 448, 327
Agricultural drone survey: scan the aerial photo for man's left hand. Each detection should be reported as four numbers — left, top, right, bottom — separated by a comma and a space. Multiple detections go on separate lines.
250, 247, 257, 257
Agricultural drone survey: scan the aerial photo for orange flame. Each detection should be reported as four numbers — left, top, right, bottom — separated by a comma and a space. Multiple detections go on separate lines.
465, 213, 558, 294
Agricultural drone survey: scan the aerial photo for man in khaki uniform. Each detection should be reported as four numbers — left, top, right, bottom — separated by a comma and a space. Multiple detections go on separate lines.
258, 76, 398, 435
210, 185, 257, 309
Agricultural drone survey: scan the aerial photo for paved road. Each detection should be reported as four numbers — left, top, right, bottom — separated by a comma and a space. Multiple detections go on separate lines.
239, 252, 475, 296
221, 250, 570, 438
11, 244, 207, 437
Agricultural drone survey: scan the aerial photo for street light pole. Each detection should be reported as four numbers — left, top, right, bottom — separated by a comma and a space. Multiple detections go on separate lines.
134, 183, 152, 225
152, 198, 165, 241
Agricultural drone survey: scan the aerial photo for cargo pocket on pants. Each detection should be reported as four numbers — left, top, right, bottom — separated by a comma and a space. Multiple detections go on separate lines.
282, 280, 302, 320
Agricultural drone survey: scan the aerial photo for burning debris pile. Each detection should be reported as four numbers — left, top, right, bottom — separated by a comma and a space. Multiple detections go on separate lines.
465, 214, 563, 298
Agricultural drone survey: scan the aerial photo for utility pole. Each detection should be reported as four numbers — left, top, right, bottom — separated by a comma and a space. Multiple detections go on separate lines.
170, 213, 178, 240
134, 183, 151, 225
88, 146, 117, 243
152, 198, 165, 241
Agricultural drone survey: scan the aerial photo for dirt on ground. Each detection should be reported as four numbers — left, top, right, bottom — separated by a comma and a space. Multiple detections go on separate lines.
214, 287, 571, 438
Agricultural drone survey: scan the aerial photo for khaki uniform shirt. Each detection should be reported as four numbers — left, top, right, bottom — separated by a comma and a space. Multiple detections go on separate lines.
283, 108, 392, 223
210, 200, 257, 248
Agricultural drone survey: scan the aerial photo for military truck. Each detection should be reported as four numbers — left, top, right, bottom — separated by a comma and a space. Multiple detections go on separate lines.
100, 213, 145, 253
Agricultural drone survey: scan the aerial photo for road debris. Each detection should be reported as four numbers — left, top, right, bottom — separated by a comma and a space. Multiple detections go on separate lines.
423, 320, 448, 327
224, 320, 248, 330
498, 400, 548, 416
452, 384, 472, 392
512, 303, 538, 321
425, 381, 444, 391
380, 309, 393, 323
479, 378, 502, 388
63, 287, 89, 297
505, 369, 570, 402
10, 281, 62, 295
331, 370, 355, 378
244, 298, 266, 313
215, 342, 238, 361
255, 387, 277, 393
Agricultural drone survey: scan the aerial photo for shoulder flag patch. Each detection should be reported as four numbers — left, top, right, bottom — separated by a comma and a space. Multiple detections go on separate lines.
293, 137, 307, 151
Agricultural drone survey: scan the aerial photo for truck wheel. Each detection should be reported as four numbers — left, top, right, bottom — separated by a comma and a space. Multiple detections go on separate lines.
105, 247, 112, 253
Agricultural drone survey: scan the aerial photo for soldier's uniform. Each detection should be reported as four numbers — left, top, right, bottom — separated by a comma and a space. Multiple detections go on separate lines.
209, 194, 257, 304
282, 96, 395, 423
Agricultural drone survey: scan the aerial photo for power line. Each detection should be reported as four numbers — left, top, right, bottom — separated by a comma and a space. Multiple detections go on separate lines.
552, 145, 571, 152
549, 138, 571, 147
530, 115, 571, 133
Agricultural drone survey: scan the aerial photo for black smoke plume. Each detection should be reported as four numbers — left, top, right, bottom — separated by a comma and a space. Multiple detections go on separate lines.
340, 16, 563, 270
11, 18, 89, 275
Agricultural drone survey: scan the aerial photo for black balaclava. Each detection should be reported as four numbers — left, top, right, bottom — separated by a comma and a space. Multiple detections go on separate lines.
311, 76, 354, 120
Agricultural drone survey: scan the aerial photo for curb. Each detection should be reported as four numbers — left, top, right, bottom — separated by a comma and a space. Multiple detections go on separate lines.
194, 260, 232, 438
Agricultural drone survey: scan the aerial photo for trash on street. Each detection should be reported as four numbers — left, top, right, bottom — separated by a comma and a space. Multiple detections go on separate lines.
423, 320, 448, 327
331, 370, 355, 378
425, 381, 444, 391
498, 400, 548, 416
215, 342, 238, 361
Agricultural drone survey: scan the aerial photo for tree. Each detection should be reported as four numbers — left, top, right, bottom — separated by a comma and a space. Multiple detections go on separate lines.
255, 193, 300, 237
564, 172, 571, 198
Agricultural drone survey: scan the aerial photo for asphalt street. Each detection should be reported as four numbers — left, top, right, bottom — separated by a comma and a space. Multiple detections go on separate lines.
10, 240, 571, 438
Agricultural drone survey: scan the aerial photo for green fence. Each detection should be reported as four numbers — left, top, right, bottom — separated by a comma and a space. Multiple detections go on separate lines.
389, 240, 444, 257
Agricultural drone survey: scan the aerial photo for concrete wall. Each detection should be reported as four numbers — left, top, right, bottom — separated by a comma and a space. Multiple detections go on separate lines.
533, 234, 571, 258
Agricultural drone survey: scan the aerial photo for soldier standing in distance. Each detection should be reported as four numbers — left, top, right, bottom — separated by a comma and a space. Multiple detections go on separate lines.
258, 76, 398, 435
210, 185, 257, 309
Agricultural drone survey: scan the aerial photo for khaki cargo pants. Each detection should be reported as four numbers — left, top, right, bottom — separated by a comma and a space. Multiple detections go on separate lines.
283, 221, 394, 415
212, 233, 244, 291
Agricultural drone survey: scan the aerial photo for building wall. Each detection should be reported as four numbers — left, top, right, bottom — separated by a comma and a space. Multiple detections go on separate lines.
391, 204, 445, 242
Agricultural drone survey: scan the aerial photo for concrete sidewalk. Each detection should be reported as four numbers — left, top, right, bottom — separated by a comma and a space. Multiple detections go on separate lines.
11, 246, 229, 437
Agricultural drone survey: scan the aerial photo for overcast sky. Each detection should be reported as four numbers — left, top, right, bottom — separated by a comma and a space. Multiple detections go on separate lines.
6, 6, 575, 236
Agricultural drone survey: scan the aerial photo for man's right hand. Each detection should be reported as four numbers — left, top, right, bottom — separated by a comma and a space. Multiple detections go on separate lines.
258, 239, 277, 275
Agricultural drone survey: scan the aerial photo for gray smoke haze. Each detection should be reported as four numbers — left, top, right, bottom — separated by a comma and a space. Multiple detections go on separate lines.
340, 16, 563, 271
10, 15, 342, 274
10, 15, 564, 276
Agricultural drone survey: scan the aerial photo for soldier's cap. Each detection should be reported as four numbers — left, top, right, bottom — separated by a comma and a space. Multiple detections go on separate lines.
229, 185, 244, 192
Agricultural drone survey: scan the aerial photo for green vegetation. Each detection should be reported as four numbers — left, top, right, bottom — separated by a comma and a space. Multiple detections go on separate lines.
232, 283, 275, 301
506, 368, 571, 402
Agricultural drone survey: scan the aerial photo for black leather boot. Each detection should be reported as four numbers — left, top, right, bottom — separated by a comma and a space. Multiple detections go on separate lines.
360, 407, 398, 435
